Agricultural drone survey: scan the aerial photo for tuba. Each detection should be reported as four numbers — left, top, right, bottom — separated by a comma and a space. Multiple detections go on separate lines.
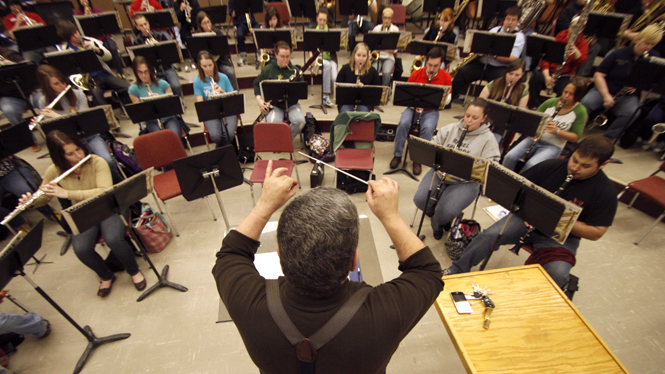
518, 0, 547, 31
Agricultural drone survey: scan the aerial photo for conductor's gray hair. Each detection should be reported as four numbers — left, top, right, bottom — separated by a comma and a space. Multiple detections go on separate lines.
277, 187, 359, 298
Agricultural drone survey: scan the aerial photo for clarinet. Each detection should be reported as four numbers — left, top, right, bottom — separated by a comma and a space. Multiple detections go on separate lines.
509, 173, 574, 254
1, 155, 92, 226
513, 99, 566, 172
429, 122, 470, 203
500, 81, 512, 103
414, 72, 435, 131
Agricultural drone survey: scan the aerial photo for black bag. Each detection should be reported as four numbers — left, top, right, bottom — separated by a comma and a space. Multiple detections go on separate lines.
336, 170, 374, 194
310, 162, 324, 188
236, 124, 255, 164
444, 216, 481, 261
304, 112, 320, 148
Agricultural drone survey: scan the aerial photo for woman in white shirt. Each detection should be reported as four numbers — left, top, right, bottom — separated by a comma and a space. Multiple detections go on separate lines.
371, 7, 399, 87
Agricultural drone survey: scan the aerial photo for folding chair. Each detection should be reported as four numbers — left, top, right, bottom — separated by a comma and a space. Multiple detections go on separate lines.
334, 119, 376, 185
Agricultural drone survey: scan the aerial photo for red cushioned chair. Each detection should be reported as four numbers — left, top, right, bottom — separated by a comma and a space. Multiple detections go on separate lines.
334, 119, 376, 184
248, 122, 302, 205
617, 160, 665, 245
388, 4, 406, 27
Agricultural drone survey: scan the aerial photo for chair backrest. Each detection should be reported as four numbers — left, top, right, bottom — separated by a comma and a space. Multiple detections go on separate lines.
133, 130, 188, 170
388, 4, 407, 26
267, 2, 291, 25
254, 122, 294, 153
345, 119, 376, 142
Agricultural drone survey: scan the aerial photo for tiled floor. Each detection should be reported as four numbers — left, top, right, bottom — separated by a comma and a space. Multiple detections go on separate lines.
1, 51, 665, 373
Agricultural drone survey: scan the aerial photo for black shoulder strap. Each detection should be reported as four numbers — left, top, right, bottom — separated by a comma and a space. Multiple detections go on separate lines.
266, 280, 371, 372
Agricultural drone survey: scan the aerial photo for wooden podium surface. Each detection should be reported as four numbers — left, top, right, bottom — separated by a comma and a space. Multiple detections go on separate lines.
435, 265, 629, 374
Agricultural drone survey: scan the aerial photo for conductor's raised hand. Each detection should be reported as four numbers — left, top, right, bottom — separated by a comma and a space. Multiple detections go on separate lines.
366, 177, 399, 222
256, 160, 298, 217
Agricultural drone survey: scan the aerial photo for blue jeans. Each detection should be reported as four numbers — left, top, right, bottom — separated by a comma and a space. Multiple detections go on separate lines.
91, 73, 131, 106
448, 214, 581, 287
0, 312, 47, 337
322, 59, 338, 95
0, 97, 28, 126
348, 19, 374, 54
339, 105, 370, 113
0, 166, 54, 220
71, 211, 139, 281
204, 115, 238, 147
414, 170, 480, 233
266, 104, 306, 140
140, 117, 185, 137
581, 88, 640, 140
372, 58, 395, 87
394, 108, 439, 157
157, 67, 182, 97
86, 135, 122, 181
235, 19, 260, 54
502, 138, 562, 172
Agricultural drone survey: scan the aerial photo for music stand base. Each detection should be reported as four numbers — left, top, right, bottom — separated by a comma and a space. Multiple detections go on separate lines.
24, 253, 53, 274
137, 265, 188, 302
309, 103, 327, 114
59, 233, 72, 256
74, 325, 131, 374
384, 167, 419, 181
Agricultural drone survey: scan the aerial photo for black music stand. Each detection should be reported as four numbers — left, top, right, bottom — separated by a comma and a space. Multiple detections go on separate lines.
384, 82, 448, 181
173, 147, 244, 229
287, 0, 316, 18
62, 169, 189, 302
467, 31, 516, 89
195, 5, 228, 24
45, 49, 104, 78
405, 136, 440, 240
134, 10, 176, 29
526, 34, 566, 68
584, 11, 627, 41
338, 0, 368, 16
186, 34, 230, 59
0, 220, 131, 374
234, 0, 263, 15
260, 81, 308, 123
480, 0, 518, 28
304, 30, 341, 114
363, 32, 400, 52
13, 25, 62, 52
335, 84, 384, 112
75, 12, 122, 37
41, 107, 110, 139
129, 41, 182, 74
125, 95, 184, 128
0, 62, 39, 116
33, 1, 75, 25
410, 40, 456, 63
254, 29, 294, 49
486, 100, 548, 151
194, 93, 245, 152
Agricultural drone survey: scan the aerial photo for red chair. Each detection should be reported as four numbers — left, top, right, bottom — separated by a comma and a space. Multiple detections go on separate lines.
617, 160, 665, 245
248, 122, 302, 205
267, 2, 291, 25
334, 119, 376, 183
388, 4, 407, 27
133, 130, 216, 236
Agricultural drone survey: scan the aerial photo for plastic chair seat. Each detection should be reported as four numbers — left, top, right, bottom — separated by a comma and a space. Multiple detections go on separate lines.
153, 170, 182, 201
335, 149, 374, 170
249, 160, 294, 184
628, 176, 665, 208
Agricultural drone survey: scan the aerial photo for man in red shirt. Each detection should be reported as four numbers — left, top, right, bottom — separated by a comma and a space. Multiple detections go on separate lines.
3, 0, 45, 40
129, 0, 163, 18
390, 47, 452, 175
528, 16, 589, 109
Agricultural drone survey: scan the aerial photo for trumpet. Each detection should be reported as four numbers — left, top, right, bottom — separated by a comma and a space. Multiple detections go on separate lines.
142, 0, 154, 12
184, 0, 192, 23
29, 85, 72, 131
1, 155, 92, 226
18, 12, 34, 26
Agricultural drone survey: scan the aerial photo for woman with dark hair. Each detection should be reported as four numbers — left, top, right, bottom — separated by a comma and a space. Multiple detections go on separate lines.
335, 43, 381, 113
174, 0, 200, 42
19, 130, 145, 297
33, 65, 122, 181
128, 56, 187, 136
413, 98, 501, 240
194, 11, 238, 90
74, 0, 102, 15
194, 50, 238, 148
259, 7, 286, 63
503, 76, 588, 172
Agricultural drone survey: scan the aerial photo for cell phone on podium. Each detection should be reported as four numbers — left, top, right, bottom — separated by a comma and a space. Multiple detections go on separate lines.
451, 292, 473, 314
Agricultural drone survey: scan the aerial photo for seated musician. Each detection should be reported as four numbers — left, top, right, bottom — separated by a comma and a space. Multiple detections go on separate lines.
580, 24, 663, 140
347, 0, 378, 53
128, 56, 188, 137
75, 0, 102, 15
335, 42, 381, 113
478, 58, 529, 142
75, 0, 126, 76
390, 47, 452, 176
33, 65, 122, 182
19, 130, 146, 297
194, 51, 237, 148
253, 41, 306, 140
421, 8, 456, 69
528, 16, 588, 109
413, 98, 500, 240
450, 6, 525, 103
194, 11, 238, 90
503, 76, 588, 172
311, 8, 337, 107
129, 0, 163, 18
174, 0, 199, 43
56, 20, 131, 107
444, 136, 618, 290
228, 0, 260, 67
133, 14, 183, 98
371, 8, 399, 89
3, 0, 48, 64
0, 47, 29, 129
260, 7, 288, 65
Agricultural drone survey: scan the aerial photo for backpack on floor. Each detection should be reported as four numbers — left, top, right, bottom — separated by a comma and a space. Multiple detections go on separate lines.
444, 216, 481, 261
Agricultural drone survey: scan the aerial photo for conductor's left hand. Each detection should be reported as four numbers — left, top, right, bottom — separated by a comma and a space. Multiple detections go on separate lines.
255, 160, 298, 218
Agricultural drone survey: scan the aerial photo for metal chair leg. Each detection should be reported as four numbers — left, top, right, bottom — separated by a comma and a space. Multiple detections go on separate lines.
292, 154, 302, 189
628, 192, 640, 209
410, 206, 419, 227
160, 200, 179, 237
249, 183, 256, 206
635, 211, 665, 245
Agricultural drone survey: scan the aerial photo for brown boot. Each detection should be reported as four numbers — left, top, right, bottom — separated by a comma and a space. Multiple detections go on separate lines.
412, 162, 422, 176
389, 156, 401, 169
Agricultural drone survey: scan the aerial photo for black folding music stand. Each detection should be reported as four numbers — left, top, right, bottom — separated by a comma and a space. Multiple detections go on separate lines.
468, 31, 516, 85
125, 95, 184, 125
234, 0, 263, 15
62, 169, 189, 302
363, 32, 400, 52
286, 0, 316, 18
385, 82, 448, 181
135, 10, 176, 29
254, 29, 294, 49
260, 81, 308, 123
0, 220, 131, 374
584, 12, 627, 41
486, 100, 548, 151
129, 41, 182, 74
422, 0, 455, 14
33, 1, 75, 25
40, 107, 110, 139
0, 62, 39, 116
186, 34, 230, 59
335, 84, 384, 111
194, 92, 245, 151
75, 12, 122, 37
173, 147, 244, 230
480, 0, 518, 28
45, 49, 104, 78
404, 136, 439, 240
410, 40, 456, 62
526, 34, 566, 67
304, 30, 341, 114
13, 25, 62, 52
195, 5, 228, 24
338, 0, 368, 16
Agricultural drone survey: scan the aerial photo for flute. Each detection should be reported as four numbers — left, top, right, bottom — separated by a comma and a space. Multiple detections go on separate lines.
29, 85, 72, 131
1, 155, 92, 226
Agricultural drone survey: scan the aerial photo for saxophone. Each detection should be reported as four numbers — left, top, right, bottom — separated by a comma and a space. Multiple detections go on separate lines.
449, 53, 478, 78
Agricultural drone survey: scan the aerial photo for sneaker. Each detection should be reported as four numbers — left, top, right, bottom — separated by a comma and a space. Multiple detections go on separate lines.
322, 96, 333, 107
38, 319, 51, 339
389, 156, 401, 169
442, 268, 451, 276
412, 162, 422, 176
31, 144, 41, 152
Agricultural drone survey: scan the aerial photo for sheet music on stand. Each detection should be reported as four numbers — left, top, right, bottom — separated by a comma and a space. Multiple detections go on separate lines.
393, 82, 450, 110
463, 30, 516, 56
584, 11, 634, 40
40, 107, 111, 138
127, 40, 184, 66
334, 83, 390, 106
74, 11, 123, 37
409, 40, 457, 62
187, 33, 230, 58
254, 29, 297, 49
135, 9, 179, 27
526, 34, 566, 65
486, 99, 550, 137
13, 25, 62, 52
